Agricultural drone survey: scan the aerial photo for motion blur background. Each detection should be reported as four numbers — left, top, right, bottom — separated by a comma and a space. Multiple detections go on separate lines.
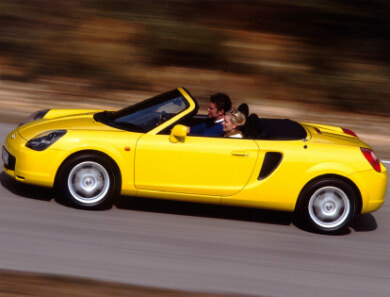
1, 2, 390, 296
0, 0, 389, 154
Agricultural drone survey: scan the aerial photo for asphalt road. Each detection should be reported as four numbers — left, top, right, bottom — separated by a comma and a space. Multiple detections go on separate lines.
1, 122, 389, 297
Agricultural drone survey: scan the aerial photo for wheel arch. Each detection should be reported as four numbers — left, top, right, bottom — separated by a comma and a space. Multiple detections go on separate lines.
294, 174, 362, 214
54, 149, 122, 190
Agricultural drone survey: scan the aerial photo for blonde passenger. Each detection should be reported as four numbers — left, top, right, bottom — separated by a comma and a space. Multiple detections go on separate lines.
222, 109, 246, 138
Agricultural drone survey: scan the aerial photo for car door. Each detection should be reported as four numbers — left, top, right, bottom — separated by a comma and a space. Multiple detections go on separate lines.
134, 134, 259, 197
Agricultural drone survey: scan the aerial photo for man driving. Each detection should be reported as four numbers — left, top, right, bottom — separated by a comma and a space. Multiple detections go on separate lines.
188, 93, 232, 137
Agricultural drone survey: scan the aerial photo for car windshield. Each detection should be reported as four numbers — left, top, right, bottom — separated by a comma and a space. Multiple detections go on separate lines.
95, 89, 189, 132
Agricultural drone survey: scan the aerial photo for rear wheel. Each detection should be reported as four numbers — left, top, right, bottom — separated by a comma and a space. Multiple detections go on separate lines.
297, 178, 357, 234
56, 153, 120, 209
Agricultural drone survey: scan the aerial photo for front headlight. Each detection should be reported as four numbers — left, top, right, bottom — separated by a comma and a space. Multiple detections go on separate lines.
26, 130, 67, 151
19, 109, 50, 127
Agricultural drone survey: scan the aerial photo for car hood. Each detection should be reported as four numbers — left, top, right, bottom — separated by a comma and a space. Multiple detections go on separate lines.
17, 109, 119, 140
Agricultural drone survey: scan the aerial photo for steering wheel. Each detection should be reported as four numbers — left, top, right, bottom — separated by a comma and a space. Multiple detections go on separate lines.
157, 111, 167, 125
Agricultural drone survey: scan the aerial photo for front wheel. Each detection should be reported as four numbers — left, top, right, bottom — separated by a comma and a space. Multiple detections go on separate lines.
56, 153, 120, 209
297, 178, 358, 234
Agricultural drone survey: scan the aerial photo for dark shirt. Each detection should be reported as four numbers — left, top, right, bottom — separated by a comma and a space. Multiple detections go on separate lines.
190, 119, 224, 137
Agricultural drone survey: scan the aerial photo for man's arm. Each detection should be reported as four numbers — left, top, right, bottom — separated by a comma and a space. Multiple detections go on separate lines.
190, 122, 224, 137
189, 122, 207, 135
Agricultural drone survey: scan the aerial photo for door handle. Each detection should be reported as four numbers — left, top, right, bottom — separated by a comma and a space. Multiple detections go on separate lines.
231, 151, 249, 157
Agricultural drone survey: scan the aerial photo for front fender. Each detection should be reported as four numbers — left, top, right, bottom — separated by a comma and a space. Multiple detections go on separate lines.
53, 130, 141, 194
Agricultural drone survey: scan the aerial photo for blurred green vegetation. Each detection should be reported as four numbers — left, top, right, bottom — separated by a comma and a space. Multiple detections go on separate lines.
0, 0, 390, 114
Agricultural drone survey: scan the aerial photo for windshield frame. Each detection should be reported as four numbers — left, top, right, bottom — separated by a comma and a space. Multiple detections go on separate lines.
94, 89, 193, 133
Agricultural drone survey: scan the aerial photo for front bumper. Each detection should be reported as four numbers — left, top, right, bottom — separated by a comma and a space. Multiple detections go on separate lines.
3, 129, 68, 187
2, 146, 15, 171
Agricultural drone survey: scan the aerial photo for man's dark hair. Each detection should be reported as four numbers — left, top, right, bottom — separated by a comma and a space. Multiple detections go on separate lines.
210, 93, 231, 114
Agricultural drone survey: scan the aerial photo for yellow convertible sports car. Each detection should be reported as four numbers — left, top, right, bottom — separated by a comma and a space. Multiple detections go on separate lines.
2, 88, 388, 233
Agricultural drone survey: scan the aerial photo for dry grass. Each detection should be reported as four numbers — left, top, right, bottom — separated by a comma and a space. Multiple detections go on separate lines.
0, 270, 251, 297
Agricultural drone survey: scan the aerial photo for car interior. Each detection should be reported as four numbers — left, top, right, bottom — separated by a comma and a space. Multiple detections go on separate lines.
162, 102, 307, 141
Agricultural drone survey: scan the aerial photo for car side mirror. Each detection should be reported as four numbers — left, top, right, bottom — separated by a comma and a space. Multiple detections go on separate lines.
169, 124, 187, 143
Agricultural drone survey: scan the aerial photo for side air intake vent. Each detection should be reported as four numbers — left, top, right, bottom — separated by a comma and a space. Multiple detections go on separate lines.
258, 152, 283, 180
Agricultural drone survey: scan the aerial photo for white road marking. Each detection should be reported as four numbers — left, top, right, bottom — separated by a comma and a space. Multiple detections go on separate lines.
382, 160, 390, 164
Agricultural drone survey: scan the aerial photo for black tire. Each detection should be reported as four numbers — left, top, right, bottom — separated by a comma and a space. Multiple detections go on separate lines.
297, 178, 357, 234
56, 153, 120, 209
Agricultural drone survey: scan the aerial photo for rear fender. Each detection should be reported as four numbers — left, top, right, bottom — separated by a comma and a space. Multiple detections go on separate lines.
295, 173, 362, 214
306, 162, 355, 177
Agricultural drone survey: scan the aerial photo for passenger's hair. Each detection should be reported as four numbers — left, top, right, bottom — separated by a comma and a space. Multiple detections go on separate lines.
228, 109, 246, 127
210, 93, 232, 114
